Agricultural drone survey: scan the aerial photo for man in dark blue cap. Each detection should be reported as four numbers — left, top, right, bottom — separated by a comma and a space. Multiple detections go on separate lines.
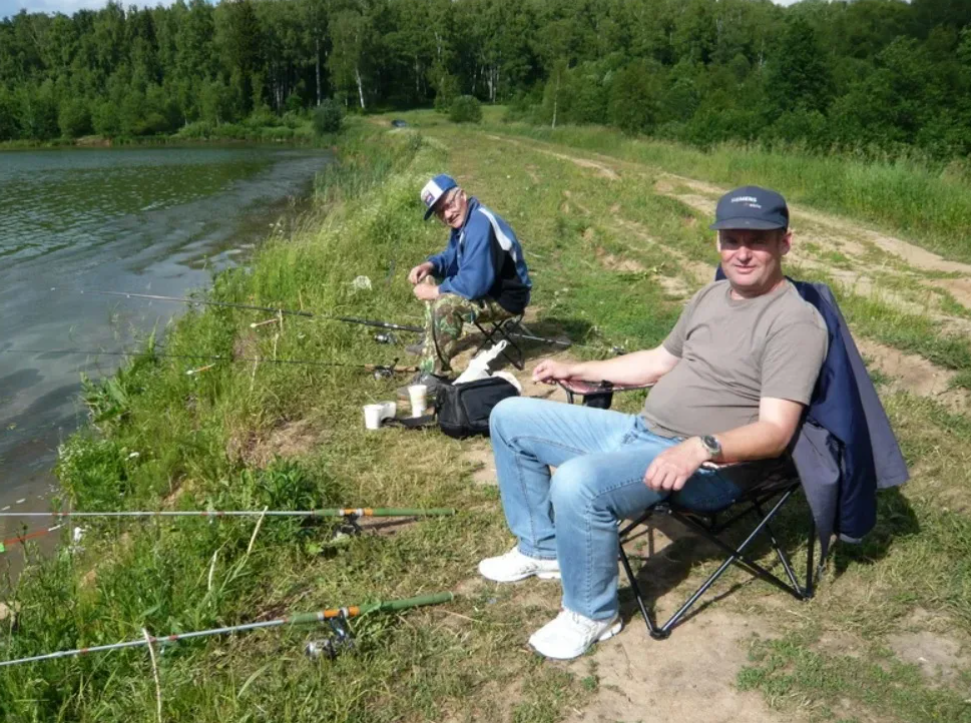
404, 174, 531, 389
478, 185, 829, 660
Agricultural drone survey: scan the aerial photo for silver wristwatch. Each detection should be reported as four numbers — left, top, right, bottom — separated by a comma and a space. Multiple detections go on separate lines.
700, 434, 722, 459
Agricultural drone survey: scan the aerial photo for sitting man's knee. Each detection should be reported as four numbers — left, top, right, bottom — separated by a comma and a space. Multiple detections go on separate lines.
490, 396, 530, 436
550, 457, 601, 510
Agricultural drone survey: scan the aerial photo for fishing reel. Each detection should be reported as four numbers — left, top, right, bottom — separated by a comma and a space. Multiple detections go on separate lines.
304, 617, 355, 660
371, 359, 400, 381
335, 511, 364, 537
373, 332, 398, 345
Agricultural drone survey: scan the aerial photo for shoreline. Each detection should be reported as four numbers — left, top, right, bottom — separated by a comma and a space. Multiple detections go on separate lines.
0, 144, 333, 578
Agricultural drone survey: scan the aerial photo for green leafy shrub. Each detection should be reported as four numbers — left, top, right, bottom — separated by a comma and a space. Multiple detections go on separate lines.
313, 98, 344, 135
449, 95, 482, 124
58, 98, 92, 139
244, 105, 279, 128
433, 73, 460, 113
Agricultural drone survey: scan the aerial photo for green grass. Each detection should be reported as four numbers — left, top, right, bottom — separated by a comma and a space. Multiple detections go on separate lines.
464, 106, 971, 265
4, 111, 971, 722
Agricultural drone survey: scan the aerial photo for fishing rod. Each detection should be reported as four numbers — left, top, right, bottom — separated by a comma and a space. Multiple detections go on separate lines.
0, 592, 454, 668
89, 290, 424, 333
89, 289, 622, 353
88, 290, 314, 318
0, 348, 417, 377
0, 508, 456, 520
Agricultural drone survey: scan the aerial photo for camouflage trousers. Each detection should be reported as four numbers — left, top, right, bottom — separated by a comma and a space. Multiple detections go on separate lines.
419, 294, 515, 376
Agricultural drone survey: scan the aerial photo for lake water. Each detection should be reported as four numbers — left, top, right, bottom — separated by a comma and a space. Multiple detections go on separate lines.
0, 145, 332, 551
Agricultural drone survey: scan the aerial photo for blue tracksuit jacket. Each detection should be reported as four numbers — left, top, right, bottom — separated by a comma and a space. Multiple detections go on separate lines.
426, 198, 531, 314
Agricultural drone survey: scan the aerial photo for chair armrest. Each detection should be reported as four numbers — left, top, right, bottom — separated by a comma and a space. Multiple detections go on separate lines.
556, 379, 654, 396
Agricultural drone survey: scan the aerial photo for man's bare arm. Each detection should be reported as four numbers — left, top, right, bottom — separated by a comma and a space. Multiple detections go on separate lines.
644, 397, 804, 492
532, 347, 680, 387
712, 397, 804, 463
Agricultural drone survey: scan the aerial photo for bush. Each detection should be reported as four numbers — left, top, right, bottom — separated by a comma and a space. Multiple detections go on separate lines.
59, 98, 92, 139
176, 121, 215, 139
608, 61, 662, 135
92, 100, 121, 137
449, 95, 482, 124
313, 99, 344, 135
244, 105, 279, 129
433, 73, 460, 113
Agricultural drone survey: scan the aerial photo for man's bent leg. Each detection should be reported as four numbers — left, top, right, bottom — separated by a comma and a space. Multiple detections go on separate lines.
418, 294, 477, 375
473, 299, 515, 327
550, 421, 745, 622
488, 397, 643, 560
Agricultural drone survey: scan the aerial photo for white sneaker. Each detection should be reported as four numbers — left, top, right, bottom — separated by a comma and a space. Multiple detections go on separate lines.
478, 547, 561, 582
528, 609, 622, 660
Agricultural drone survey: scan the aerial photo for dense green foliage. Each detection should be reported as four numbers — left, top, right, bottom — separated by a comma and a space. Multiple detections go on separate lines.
312, 98, 344, 134
448, 94, 482, 123
2, 0, 971, 154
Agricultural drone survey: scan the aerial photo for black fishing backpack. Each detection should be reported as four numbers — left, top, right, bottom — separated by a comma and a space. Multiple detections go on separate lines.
435, 377, 520, 439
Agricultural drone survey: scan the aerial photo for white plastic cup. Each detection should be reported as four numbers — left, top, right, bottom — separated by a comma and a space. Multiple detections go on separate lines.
379, 401, 397, 420
408, 384, 428, 418
363, 404, 384, 430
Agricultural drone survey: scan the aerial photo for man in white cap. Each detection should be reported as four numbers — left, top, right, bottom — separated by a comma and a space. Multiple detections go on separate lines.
405, 174, 532, 390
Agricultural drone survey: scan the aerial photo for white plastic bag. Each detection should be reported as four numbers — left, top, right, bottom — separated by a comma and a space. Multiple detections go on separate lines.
454, 341, 508, 384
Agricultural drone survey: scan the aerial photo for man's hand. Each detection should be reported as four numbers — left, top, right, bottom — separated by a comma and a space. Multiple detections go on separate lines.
413, 282, 440, 302
408, 262, 435, 285
644, 437, 710, 492
532, 359, 579, 384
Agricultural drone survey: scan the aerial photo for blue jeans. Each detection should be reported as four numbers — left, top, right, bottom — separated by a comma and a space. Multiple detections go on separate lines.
489, 397, 745, 621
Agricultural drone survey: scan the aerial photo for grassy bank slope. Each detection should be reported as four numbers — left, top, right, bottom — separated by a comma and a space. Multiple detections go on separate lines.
2, 114, 971, 723
0, 123, 604, 722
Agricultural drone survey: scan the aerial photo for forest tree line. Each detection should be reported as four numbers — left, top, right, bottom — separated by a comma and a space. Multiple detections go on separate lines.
2, 0, 971, 159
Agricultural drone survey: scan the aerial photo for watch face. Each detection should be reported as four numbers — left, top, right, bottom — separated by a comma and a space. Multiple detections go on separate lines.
703, 435, 720, 453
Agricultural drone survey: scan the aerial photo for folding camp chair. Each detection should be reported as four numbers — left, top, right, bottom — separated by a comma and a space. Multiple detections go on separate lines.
619, 459, 816, 639
559, 379, 817, 638
472, 313, 526, 370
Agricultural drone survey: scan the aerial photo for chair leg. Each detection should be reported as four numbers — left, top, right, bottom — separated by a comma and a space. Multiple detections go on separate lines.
619, 487, 814, 639
471, 318, 525, 370
805, 518, 817, 599
670, 490, 809, 598
497, 319, 525, 370
618, 545, 663, 638
751, 502, 802, 593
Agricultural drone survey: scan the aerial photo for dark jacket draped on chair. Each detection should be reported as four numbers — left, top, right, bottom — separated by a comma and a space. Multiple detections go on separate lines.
714, 269, 909, 557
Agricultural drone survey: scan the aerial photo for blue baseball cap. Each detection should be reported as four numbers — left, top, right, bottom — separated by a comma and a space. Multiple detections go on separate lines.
710, 186, 789, 231
420, 174, 459, 220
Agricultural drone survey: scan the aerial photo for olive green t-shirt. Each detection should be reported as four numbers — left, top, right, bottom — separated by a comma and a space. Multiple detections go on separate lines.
642, 280, 828, 439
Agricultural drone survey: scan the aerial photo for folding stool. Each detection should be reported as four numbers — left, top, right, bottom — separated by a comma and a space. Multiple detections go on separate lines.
472, 313, 526, 370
